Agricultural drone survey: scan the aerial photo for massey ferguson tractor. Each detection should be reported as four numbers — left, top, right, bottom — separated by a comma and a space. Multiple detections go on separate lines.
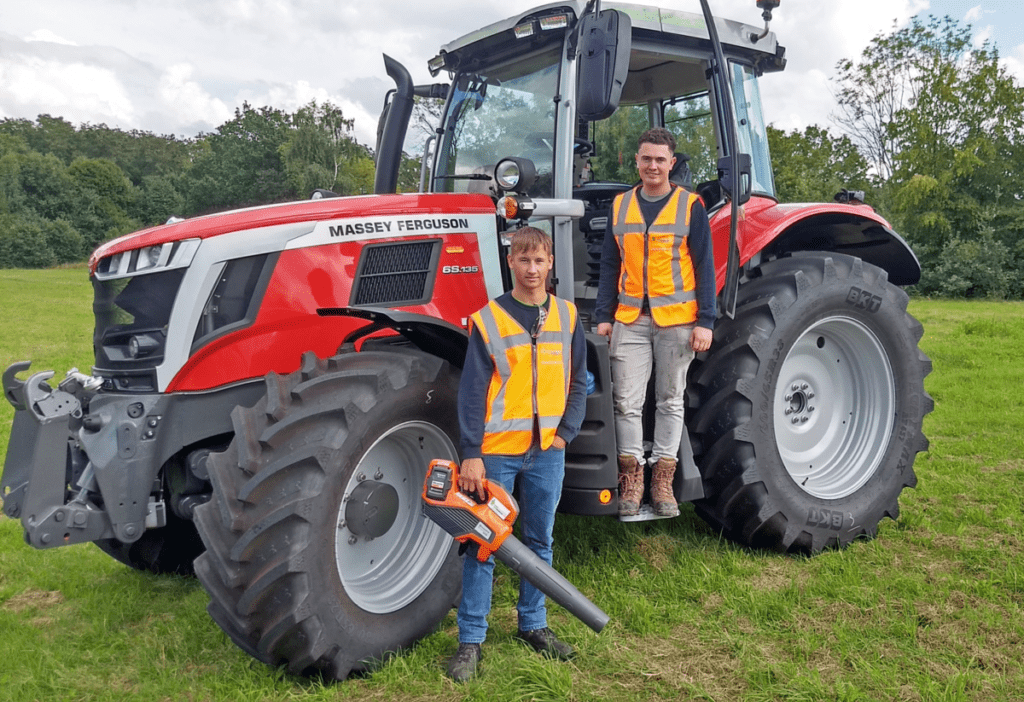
2, 0, 932, 680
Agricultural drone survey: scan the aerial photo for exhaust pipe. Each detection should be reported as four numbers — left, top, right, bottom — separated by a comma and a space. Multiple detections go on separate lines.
374, 54, 414, 194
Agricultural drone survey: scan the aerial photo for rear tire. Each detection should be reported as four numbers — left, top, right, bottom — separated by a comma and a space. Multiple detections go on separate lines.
193, 349, 462, 678
690, 253, 932, 553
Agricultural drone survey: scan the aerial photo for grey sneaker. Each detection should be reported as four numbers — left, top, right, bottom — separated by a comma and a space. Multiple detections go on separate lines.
515, 627, 574, 660
446, 643, 482, 682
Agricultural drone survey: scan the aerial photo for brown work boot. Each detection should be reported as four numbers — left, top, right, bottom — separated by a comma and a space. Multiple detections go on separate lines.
617, 455, 644, 517
651, 457, 680, 517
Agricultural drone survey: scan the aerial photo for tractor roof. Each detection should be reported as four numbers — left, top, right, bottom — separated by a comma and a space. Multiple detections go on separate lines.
433, 1, 784, 77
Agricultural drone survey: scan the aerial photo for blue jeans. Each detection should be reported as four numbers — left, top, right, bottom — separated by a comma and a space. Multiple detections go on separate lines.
457, 445, 566, 644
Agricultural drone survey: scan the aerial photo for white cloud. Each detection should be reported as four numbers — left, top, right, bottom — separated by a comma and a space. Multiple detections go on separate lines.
973, 25, 994, 49
158, 64, 232, 128
3, 0, 1019, 147
24, 29, 77, 45
1, 55, 136, 125
965, 5, 984, 23
1004, 46, 1024, 84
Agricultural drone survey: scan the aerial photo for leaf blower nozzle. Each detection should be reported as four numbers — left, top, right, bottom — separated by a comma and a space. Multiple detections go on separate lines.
421, 459, 609, 633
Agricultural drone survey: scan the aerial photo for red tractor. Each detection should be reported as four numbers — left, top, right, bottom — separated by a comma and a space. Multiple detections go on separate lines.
2, 0, 931, 680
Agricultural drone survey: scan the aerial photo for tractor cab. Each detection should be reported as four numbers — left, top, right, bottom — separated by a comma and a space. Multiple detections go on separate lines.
417, 1, 785, 319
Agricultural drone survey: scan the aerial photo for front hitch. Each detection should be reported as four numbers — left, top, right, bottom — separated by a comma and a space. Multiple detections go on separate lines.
2, 362, 114, 548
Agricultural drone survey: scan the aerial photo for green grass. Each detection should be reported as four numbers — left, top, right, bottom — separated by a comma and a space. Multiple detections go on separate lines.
2, 269, 1023, 701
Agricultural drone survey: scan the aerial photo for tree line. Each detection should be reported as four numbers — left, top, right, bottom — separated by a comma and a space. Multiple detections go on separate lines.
2, 15, 1022, 298
0, 101, 420, 269
769, 16, 1024, 299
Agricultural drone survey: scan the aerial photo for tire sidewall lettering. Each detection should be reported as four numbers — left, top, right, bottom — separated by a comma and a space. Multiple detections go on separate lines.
694, 253, 928, 551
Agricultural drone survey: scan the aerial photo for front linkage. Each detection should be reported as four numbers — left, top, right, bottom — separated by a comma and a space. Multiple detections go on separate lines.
3, 362, 166, 548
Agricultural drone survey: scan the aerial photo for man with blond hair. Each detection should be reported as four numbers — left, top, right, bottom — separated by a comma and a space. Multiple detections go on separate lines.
447, 226, 588, 681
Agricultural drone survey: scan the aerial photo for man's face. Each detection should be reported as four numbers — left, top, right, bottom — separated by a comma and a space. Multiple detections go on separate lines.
508, 245, 553, 295
635, 142, 676, 192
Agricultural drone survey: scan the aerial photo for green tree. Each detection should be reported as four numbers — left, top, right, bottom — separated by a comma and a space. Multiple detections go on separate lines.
833, 15, 1024, 298
768, 125, 872, 203
0, 211, 83, 268
590, 105, 649, 183
12, 151, 76, 222
75, 124, 191, 185
134, 175, 185, 226
66, 157, 141, 249
280, 100, 376, 197
184, 103, 294, 214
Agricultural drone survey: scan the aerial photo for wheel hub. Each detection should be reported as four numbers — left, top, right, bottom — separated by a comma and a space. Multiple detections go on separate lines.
784, 382, 815, 424
345, 480, 399, 539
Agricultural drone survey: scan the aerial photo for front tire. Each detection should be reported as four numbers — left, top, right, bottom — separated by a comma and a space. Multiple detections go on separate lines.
690, 253, 932, 553
193, 349, 462, 679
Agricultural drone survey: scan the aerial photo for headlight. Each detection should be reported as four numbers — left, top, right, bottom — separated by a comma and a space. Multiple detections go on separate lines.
494, 158, 537, 194
134, 245, 164, 272
127, 333, 162, 359
94, 239, 200, 281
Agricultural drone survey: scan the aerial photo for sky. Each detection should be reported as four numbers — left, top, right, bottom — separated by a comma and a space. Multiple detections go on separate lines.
1, 0, 1023, 149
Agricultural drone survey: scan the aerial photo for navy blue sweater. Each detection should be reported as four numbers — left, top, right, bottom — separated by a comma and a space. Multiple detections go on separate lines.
595, 186, 717, 329
458, 292, 588, 460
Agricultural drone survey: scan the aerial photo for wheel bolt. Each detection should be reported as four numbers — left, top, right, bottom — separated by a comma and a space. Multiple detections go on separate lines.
791, 417, 799, 424
348, 535, 358, 545
801, 416, 809, 423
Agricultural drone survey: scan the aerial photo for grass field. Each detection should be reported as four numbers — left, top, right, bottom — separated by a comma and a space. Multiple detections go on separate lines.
1, 268, 1022, 701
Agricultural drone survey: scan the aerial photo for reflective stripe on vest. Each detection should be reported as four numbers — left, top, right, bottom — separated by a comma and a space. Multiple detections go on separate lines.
612, 185, 699, 326
470, 297, 577, 455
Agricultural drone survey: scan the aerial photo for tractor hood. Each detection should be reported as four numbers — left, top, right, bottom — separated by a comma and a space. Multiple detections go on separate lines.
89, 193, 496, 275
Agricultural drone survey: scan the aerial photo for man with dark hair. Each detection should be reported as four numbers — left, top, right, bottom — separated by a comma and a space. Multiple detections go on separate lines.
447, 226, 588, 681
596, 127, 716, 518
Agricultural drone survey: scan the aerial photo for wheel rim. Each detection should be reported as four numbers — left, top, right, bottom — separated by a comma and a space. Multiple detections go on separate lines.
334, 420, 457, 613
773, 315, 895, 499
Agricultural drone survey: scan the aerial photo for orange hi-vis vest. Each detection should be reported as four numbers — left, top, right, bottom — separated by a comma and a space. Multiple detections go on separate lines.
612, 185, 700, 326
470, 296, 578, 455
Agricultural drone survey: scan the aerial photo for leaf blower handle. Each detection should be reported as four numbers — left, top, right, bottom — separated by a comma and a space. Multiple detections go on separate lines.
422, 459, 609, 634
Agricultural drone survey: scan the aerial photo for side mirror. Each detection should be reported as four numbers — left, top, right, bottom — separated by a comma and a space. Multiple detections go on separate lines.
576, 10, 631, 122
718, 153, 752, 206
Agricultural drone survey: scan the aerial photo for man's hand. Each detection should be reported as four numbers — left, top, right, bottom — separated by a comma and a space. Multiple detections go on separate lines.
459, 458, 487, 502
690, 326, 713, 353
552, 435, 567, 450
597, 322, 613, 338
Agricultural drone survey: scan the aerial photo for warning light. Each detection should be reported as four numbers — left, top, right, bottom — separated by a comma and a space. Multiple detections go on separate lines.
599, 489, 612, 505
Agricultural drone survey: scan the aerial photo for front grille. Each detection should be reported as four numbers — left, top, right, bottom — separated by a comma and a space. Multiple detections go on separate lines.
351, 240, 439, 306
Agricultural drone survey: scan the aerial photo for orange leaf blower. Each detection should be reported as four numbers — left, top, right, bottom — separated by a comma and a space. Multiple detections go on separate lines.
421, 459, 609, 633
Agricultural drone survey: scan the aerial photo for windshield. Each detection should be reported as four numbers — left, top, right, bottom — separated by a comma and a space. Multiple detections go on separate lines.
433, 48, 561, 199
730, 62, 775, 198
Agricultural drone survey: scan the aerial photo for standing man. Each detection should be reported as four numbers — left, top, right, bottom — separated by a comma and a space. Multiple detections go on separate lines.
448, 226, 588, 682
596, 128, 716, 518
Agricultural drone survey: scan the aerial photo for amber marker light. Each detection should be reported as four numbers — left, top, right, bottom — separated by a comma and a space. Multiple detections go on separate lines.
599, 489, 612, 505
